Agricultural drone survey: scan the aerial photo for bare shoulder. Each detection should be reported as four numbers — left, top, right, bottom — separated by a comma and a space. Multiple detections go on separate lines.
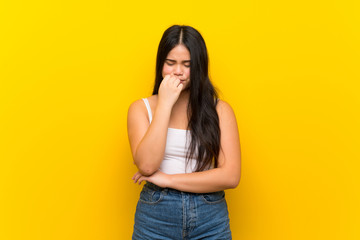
128, 97, 148, 121
128, 95, 155, 112
127, 95, 158, 126
216, 99, 236, 120
128, 98, 145, 116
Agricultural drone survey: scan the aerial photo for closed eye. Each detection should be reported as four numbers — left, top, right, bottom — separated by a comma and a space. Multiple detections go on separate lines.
166, 62, 190, 68
165, 59, 191, 66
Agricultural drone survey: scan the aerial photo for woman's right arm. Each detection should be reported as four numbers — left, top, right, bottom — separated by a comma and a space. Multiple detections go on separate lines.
127, 74, 183, 176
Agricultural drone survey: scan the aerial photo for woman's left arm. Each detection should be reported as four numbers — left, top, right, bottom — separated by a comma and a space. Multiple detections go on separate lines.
133, 100, 241, 193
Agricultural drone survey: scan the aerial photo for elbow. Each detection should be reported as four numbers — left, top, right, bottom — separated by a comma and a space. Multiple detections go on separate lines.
227, 180, 239, 189
227, 174, 241, 189
135, 161, 159, 177
138, 167, 157, 177
134, 152, 160, 176
227, 165, 241, 189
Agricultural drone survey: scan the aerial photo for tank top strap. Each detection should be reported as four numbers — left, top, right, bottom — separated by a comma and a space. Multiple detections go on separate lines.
142, 98, 152, 123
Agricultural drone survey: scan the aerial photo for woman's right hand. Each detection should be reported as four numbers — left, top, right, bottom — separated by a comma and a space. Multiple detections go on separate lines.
157, 73, 184, 109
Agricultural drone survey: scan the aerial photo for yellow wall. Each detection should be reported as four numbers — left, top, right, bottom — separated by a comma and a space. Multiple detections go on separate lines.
1, 0, 359, 239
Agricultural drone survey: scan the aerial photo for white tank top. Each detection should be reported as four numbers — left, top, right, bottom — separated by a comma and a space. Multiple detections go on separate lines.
142, 98, 197, 174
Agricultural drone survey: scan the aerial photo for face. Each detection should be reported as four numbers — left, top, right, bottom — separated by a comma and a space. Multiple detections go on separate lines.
162, 44, 191, 90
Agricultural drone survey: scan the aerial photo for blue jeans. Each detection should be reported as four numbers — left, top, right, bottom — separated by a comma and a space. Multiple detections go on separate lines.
132, 182, 232, 240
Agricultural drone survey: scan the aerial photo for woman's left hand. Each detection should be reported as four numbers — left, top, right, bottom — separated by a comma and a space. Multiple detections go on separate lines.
132, 170, 171, 188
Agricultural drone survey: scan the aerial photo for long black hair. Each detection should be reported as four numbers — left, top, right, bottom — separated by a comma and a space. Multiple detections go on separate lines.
152, 25, 220, 172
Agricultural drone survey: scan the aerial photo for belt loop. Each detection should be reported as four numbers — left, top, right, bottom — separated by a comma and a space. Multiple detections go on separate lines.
162, 188, 168, 196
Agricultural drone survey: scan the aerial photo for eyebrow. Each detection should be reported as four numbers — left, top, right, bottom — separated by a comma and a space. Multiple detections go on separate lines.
165, 58, 191, 63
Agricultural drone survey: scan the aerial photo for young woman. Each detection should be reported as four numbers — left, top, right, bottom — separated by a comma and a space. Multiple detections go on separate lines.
127, 25, 241, 240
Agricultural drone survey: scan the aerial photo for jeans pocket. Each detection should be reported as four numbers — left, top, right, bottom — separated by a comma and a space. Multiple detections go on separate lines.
200, 191, 225, 204
139, 186, 164, 204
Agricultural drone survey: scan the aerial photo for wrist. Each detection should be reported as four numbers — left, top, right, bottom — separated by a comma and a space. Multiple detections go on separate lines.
167, 174, 175, 189
156, 101, 173, 113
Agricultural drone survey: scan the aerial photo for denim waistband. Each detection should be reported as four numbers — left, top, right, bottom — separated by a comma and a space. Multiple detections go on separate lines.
144, 181, 224, 195
144, 182, 190, 195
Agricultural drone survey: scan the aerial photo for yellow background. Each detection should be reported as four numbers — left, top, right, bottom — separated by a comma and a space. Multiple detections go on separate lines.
1, 0, 359, 239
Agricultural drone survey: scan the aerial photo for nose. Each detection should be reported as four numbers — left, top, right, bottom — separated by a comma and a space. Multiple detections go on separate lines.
173, 64, 183, 76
